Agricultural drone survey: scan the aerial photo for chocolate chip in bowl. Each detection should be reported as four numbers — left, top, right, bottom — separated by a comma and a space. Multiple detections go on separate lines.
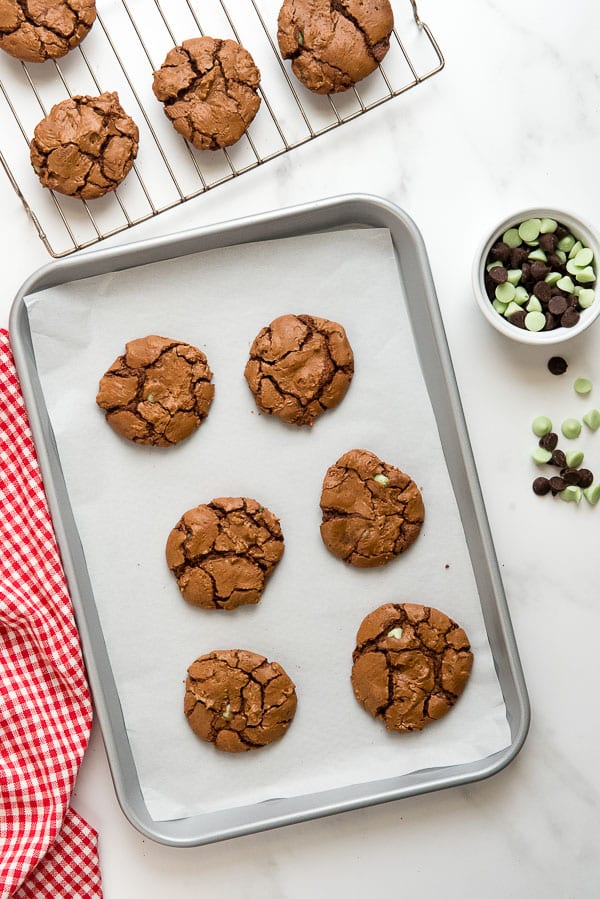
473, 209, 600, 344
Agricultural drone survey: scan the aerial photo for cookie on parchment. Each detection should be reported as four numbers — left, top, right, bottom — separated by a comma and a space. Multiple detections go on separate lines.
351, 603, 473, 732
166, 497, 284, 610
277, 0, 394, 94
0, 0, 96, 63
30, 92, 139, 199
320, 448, 424, 567
96, 335, 214, 446
184, 649, 297, 752
152, 36, 261, 151
244, 313, 354, 427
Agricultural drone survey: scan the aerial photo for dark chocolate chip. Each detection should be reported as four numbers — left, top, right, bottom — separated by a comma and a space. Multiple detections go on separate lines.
532, 477, 551, 496
555, 225, 569, 239
490, 241, 511, 263
530, 261, 550, 280
539, 432, 558, 451
548, 295, 568, 315
551, 449, 567, 467
562, 468, 581, 486
509, 310, 527, 328
549, 475, 566, 492
544, 313, 557, 330
489, 265, 508, 284
521, 262, 532, 283
561, 308, 580, 328
578, 469, 594, 488
485, 275, 497, 300
547, 254, 565, 271
511, 247, 528, 268
551, 287, 568, 297
548, 355, 568, 375
534, 280, 553, 303
539, 233, 558, 253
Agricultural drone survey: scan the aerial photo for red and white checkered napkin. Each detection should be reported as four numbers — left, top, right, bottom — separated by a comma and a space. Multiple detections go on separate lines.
0, 330, 102, 898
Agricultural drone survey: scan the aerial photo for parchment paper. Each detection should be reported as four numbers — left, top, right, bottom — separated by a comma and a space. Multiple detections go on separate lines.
24, 228, 511, 821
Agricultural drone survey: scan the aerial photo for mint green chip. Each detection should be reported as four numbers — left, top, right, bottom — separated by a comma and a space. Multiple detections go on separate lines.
578, 288, 595, 308
561, 417, 582, 439
575, 266, 595, 284
574, 247, 593, 267
568, 240, 583, 259
526, 296, 542, 313
528, 248, 548, 262
515, 286, 529, 304
566, 449, 584, 468
544, 272, 562, 286
525, 311, 546, 331
574, 377, 592, 395
507, 269, 522, 285
584, 484, 600, 505
532, 447, 552, 465
502, 228, 521, 248
503, 301, 523, 318
583, 409, 600, 430
519, 219, 541, 242
540, 218, 558, 233
558, 234, 576, 253
566, 259, 583, 276
556, 250, 567, 264
532, 416, 552, 437
532, 415, 552, 436
492, 299, 508, 314
560, 485, 582, 504
556, 275, 575, 293
495, 282, 516, 303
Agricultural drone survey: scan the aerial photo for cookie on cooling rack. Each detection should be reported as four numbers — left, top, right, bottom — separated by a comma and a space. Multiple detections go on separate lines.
244, 313, 354, 427
0, 0, 96, 63
351, 603, 474, 732
152, 36, 261, 151
184, 649, 297, 752
277, 0, 394, 94
30, 91, 139, 199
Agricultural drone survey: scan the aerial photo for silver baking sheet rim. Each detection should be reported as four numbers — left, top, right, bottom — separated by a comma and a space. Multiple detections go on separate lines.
9, 194, 530, 847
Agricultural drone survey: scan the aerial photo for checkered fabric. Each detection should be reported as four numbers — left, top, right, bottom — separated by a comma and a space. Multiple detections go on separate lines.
0, 330, 102, 898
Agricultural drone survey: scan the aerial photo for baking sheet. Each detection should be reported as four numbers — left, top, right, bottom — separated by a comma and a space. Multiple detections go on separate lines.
24, 227, 511, 822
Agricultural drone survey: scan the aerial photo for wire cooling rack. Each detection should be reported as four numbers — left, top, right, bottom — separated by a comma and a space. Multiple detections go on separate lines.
0, 0, 443, 257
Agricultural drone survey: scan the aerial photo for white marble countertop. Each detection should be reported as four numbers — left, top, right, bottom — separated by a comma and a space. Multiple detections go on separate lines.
1, 0, 599, 895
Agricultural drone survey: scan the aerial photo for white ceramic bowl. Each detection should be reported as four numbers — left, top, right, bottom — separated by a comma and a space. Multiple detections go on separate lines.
473, 207, 600, 345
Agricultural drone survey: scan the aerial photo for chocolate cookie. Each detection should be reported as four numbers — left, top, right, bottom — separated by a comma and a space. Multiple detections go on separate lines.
0, 0, 96, 63
351, 603, 473, 732
244, 314, 354, 427
96, 335, 214, 446
184, 649, 297, 752
277, 0, 394, 94
30, 92, 139, 199
166, 497, 284, 610
152, 36, 261, 151
320, 449, 424, 567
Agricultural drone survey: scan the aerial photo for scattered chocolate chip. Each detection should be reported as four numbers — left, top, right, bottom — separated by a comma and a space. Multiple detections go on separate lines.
562, 468, 581, 486
578, 469, 594, 488
549, 475, 566, 493
532, 476, 551, 496
539, 432, 558, 451
489, 265, 508, 284
561, 308, 580, 328
548, 295, 568, 316
548, 356, 568, 375
551, 449, 567, 467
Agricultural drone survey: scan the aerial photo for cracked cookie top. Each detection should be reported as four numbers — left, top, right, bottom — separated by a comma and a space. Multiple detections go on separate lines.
152, 36, 261, 151
166, 497, 285, 610
0, 0, 96, 63
277, 0, 394, 94
351, 603, 473, 732
184, 649, 297, 752
244, 313, 354, 427
30, 91, 139, 199
96, 334, 214, 446
320, 448, 424, 567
